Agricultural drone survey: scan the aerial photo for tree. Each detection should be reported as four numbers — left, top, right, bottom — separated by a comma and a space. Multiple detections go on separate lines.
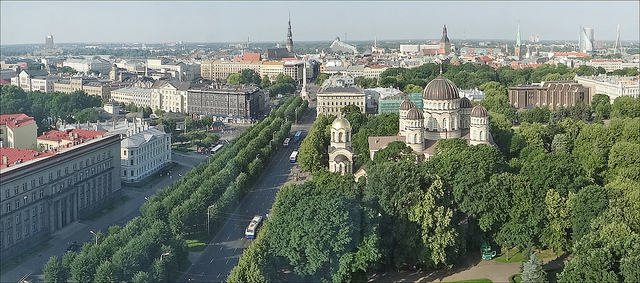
518, 107, 550, 124
315, 73, 330, 86
373, 141, 417, 164
44, 256, 68, 283
260, 75, 272, 89
74, 108, 100, 123
612, 95, 640, 118
521, 252, 548, 283
403, 84, 423, 94
591, 94, 611, 117
355, 76, 378, 88
571, 185, 609, 242
58, 66, 78, 75
227, 73, 244, 85
541, 189, 573, 252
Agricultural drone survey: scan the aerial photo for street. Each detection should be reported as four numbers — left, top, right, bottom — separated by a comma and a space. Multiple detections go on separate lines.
177, 108, 316, 283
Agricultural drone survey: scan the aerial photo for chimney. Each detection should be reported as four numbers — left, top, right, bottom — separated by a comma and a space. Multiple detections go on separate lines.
2, 155, 8, 165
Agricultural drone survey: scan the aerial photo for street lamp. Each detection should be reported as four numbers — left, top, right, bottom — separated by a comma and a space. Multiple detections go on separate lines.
207, 204, 215, 234
270, 131, 276, 146
160, 252, 170, 261
89, 230, 98, 245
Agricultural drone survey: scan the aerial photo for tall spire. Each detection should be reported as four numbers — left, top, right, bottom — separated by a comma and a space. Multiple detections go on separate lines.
286, 13, 294, 55
516, 22, 522, 46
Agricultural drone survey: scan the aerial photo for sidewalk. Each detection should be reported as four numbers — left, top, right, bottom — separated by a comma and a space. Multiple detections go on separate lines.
0, 156, 200, 283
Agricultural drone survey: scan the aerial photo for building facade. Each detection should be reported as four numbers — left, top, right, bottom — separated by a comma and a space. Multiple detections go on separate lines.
200, 60, 262, 82
150, 81, 191, 113
10, 70, 60, 93
187, 84, 265, 123
0, 114, 37, 149
120, 127, 171, 183
63, 58, 111, 74
508, 81, 590, 110
0, 134, 121, 264
316, 75, 366, 117
110, 87, 153, 108
575, 75, 640, 101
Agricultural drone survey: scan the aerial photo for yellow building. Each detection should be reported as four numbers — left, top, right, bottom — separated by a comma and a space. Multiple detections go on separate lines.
0, 114, 37, 149
261, 61, 285, 81
200, 60, 262, 81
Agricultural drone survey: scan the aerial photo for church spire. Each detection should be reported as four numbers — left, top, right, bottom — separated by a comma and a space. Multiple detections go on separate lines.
286, 14, 294, 55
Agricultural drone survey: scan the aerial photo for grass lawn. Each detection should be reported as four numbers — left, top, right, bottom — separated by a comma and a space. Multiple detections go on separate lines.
185, 231, 209, 252
448, 279, 493, 283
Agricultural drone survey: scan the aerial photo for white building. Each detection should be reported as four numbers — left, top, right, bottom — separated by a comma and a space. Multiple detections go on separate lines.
587, 59, 640, 73
575, 75, 640, 101
120, 127, 171, 183
10, 70, 60, 93
151, 81, 191, 113
63, 58, 111, 74
110, 87, 153, 108
316, 74, 365, 117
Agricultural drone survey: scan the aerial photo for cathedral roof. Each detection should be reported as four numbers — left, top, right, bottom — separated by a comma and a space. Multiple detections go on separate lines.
407, 107, 424, 120
459, 97, 472, 108
471, 104, 488, 117
331, 117, 351, 130
423, 74, 459, 100
399, 98, 416, 110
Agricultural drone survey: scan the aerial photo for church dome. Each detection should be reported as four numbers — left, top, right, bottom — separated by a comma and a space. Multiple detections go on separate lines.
334, 154, 349, 163
399, 98, 416, 110
406, 107, 424, 120
459, 97, 472, 108
423, 74, 459, 100
471, 105, 488, 117
331, 117, 351, 130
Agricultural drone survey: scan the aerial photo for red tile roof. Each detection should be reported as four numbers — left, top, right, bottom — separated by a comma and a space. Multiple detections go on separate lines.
0, 113, 36, 130
38, 129, 107, 143
0, 147, 54, 169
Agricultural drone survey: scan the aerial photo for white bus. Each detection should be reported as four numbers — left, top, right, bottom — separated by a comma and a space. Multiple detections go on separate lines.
245, 215, 263, 239
210, 144, 223, 155
283, 138, 291, 147
289, 151, 299, 163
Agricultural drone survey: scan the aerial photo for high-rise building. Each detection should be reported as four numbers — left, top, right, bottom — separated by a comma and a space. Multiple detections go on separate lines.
45, 35, 54, 49
579, 27, 595, 54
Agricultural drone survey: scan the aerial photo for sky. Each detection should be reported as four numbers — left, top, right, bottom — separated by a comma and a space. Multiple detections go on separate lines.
1, 1, 638, 45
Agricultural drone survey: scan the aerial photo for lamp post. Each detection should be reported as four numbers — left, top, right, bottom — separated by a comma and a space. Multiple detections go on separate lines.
89, 230, 98, 245
160, 252, 170, 261
207, 204, 215, 234
270, 131, 276, 146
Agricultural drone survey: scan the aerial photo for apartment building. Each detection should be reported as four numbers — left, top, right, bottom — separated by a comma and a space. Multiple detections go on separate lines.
0, 114, 37, 149
110, 87, 153, 108
10, 70, 60, 93
200, 60, 262, 82
150, 81, 191, 113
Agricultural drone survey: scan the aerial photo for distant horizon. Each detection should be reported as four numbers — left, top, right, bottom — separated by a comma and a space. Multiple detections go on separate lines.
2, 1, 638, 45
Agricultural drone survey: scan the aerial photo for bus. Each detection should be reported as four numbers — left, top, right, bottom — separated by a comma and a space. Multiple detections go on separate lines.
283, 138, 290, 147
245, 215, 263, 239
210, 144, 223, 155
289, 150, 299, 163
294, 131, 302, 142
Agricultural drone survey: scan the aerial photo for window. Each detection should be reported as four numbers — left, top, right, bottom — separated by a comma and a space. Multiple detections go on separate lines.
49, 173, 53, 181
15, 200, 20, 209
32, 208, 36, 217
4, 189, 8, 198
39, 176, 43, 185
22, 183, 27, 192
23, 196, 27, 205
57, 169, 61, 177
39, 190, 43, 198
14, 187, 18, 195
6, 203, 10, 213
31, 179, 35, 188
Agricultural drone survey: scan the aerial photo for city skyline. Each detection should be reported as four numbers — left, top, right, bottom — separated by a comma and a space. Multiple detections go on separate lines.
1, 1, 639, 45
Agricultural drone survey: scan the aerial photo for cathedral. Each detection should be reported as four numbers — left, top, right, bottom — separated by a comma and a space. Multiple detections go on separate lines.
329, 72, 493, 175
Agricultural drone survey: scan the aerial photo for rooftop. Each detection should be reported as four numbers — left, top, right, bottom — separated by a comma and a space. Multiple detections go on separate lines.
0, 113, 36, 129
0, 147, 54, 170
38, 129, 107, 143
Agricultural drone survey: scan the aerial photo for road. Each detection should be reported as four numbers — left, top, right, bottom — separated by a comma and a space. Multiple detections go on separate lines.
177, 108, 316, 283
0, 153, 207, 283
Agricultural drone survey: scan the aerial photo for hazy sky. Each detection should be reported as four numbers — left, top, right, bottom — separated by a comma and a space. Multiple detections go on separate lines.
1, 1, 638, 45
